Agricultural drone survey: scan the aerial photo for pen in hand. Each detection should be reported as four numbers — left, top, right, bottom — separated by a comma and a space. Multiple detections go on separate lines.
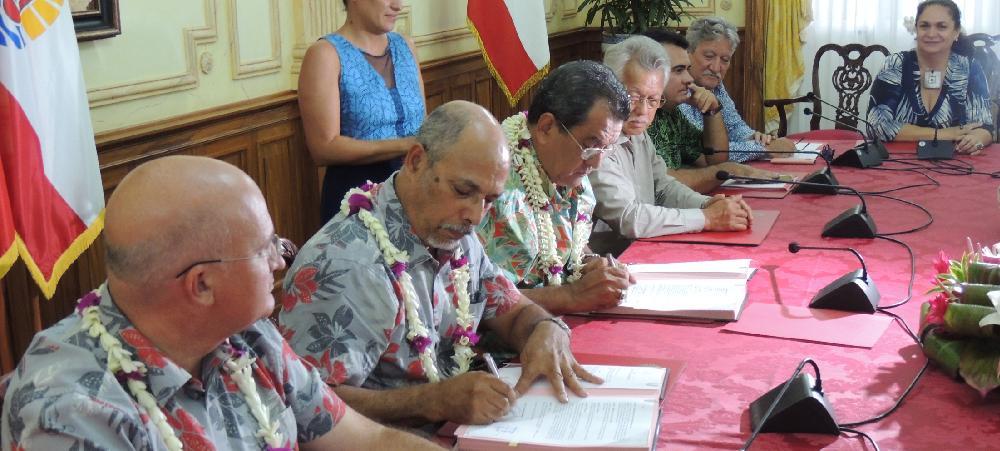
483, 352, 501, 377
605, 253, 624, 270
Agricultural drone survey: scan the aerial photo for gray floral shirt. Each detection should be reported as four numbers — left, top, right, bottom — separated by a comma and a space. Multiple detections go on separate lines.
1, 284, 345, 450
278, 174, 520, 389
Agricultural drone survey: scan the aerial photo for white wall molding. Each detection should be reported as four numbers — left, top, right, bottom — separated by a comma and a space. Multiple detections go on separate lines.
413, 26, 471, 48
290, 0, 339, 80
563, 0, 580, 19
229, 0, 283, 79
87, 0, 219, 107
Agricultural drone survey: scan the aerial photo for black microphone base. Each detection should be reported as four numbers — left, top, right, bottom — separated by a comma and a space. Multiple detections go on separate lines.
791, 167, 839, 195
748, 373, 839, 435
822, 204, 877, 238
917, 139, 955, 160
831, 143, 883, 168
873, 140, 890, 159
808, 268, 881, 313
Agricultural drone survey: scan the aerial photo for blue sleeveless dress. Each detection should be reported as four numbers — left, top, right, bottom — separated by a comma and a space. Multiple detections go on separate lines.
320, 32, 425, 223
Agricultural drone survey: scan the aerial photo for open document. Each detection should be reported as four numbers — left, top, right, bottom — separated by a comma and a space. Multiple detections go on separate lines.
719, 178, 791, 190
454, 364, 668, 450
770, 142, 825, 164
594, 259, 754, 321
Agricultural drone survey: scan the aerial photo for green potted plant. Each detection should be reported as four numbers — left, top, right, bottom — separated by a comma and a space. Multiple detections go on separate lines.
577, 0, 695, 37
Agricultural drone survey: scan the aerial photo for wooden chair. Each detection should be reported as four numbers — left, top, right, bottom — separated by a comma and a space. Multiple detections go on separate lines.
967, 33, 999, 142
765, 43, 889, 137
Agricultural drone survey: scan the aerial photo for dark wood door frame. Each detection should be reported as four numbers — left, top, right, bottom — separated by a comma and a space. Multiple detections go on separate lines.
742, 1, 768, 131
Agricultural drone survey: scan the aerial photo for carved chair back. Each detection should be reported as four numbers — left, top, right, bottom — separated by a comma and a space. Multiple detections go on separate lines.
809, 43, 890, 131
967, 33, 999, 142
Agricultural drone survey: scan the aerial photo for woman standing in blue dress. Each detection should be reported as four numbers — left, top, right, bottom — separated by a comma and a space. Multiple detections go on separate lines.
299, 0, 425, 223
867, 0, 993, 154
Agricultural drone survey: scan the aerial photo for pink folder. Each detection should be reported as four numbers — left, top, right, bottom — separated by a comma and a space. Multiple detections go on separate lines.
721, 302, 892, 348
639, 210, 779, 246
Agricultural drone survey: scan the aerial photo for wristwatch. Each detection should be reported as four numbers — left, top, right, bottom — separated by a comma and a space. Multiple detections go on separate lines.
540, 317, 572, 337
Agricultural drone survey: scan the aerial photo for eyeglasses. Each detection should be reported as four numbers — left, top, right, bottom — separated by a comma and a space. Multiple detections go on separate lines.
628, 93, 666, 109
557, 120, 626, 160
175, 234, 289, 278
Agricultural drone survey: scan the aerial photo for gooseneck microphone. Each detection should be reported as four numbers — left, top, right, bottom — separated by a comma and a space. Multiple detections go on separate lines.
702, 148, 838, 195
716, 170, 876, 238
916, 122, 956, 160
789, 242, 869, 280
787, 241, 881, 313
803, 108, 884, 168
804, 92, 889, 158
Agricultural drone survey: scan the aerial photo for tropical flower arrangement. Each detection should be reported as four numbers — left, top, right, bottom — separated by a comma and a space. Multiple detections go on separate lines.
921, 239, 1000, 394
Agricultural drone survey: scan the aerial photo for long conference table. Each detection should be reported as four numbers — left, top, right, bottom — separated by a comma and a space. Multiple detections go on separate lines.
566, 141, 1000, 450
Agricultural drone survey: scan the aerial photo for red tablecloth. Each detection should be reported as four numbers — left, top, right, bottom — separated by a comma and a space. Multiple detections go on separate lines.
568, 142, 1000, 450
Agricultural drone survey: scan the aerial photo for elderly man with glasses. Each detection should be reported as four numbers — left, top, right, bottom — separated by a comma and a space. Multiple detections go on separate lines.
1, 156, 440, 450
477, 60, 636, 315
588, 36, 753, 253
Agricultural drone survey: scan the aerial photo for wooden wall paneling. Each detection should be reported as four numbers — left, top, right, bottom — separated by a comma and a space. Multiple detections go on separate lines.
257, 120, 317, 246
0, 289, 13, 372
474, 73, 495, 117
2, 262, 44, 373
719, 29, 748, 119
196, 134, 256, 178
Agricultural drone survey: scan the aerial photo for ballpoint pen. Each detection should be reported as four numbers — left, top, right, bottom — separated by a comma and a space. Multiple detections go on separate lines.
605, 253, 625, 270
483, 352, 500, 377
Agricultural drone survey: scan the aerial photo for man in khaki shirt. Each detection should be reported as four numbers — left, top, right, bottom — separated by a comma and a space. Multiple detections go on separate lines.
589, 36, 752, 253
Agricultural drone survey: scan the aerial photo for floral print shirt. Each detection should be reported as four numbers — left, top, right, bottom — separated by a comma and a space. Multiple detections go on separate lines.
279, 175, 520, 389
1, 284, 344, 450
647, 106, 707, 170
477, 113, 596, 288
867, 50, 994, 141
678, 82, 767, 163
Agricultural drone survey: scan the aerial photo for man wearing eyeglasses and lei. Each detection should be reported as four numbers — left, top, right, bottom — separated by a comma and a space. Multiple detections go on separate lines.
478, 60, 637, 315
588, 36, 753, 248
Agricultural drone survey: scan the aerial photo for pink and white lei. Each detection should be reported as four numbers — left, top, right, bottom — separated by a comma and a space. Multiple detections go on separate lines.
77, 288, 288, 451
501, 113, 591, 286
341, 182, 477, 382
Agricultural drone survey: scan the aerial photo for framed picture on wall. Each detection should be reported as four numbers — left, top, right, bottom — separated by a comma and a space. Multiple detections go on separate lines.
71, 0, 120, 41
686, 0, 717, 15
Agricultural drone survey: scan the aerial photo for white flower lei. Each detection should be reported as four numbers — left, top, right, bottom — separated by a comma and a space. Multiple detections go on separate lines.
340, 183, 476, 382
501, 113, 591, 286
77, 288, 284, 451
449, 250, 476, 374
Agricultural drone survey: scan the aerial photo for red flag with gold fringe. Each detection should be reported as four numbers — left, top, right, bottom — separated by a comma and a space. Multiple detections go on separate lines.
468, 0, 550, 106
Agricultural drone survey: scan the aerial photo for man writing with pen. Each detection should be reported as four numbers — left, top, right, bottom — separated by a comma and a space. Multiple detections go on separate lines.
588, 36, 755, 254
280, 100, 604, 428
477, 60, 637, 315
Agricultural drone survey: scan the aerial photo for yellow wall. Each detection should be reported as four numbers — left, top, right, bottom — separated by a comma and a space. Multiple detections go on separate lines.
82, 0, 744, 134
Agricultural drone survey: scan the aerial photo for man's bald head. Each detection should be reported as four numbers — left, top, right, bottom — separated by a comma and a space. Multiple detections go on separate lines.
399, 100, 509, 250
415, 100, 508, 167
104, 156, 269, 286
